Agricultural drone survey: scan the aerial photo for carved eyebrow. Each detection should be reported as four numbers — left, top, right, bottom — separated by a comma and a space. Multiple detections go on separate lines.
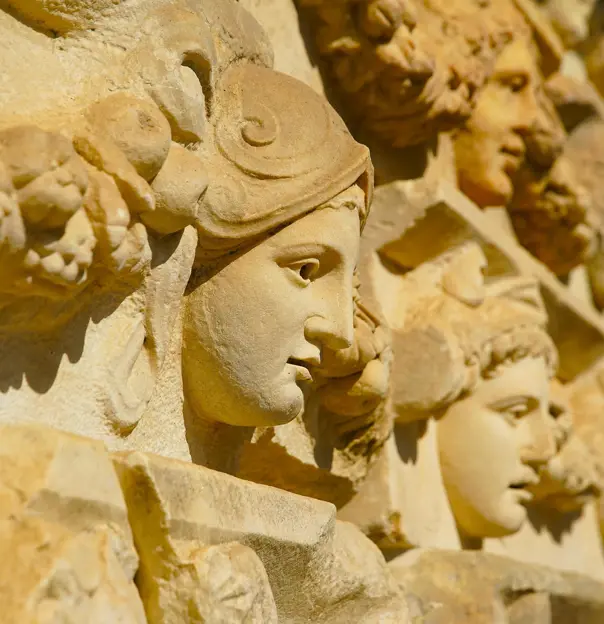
272, 242, 347, 263
487, 396, 539, 413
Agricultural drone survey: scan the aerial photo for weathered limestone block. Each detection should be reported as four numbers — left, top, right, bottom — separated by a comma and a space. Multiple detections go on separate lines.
338, 420, 460, 552
0, 423, 145, 624
390, 549, 604, 623
113, 451, 408, 623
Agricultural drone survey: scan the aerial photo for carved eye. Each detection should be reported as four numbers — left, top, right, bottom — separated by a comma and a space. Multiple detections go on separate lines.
502, 74, 529, 93
491, 399, 533, 426
504, 403, 531, 419
286, 259, 321, 285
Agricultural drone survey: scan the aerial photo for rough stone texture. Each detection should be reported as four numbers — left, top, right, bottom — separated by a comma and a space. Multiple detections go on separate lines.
239, 0, 325, 93
351, 178, 604, 576
297, 0, 562, 150
390, 549, 604, 623
113, 450, 407, 623
3, 0, 604, 620
0, 423, 145, 624
533, 0, 597, 48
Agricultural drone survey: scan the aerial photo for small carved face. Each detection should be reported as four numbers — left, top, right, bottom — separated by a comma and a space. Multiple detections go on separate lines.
454, 39, 541, 207
182, 195, 360, 427
438, 357, 556, 538
508, 152, 596, 276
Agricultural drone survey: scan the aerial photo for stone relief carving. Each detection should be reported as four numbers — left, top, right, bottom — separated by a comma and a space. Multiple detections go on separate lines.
3, 0, 604, 620
528, 378, 601, 513
341, 175, 604, 579
0, 0, 380, 467
0, 0, 412, 621
297, 0, 535, 147
506, 108, 597, 277
452, 31, 552, 208
390, 244, 559, 539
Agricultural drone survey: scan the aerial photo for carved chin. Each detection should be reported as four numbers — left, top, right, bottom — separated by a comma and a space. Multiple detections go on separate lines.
464, 495, 527, 539
459, 168, 514, 209
210, 379, 305, 428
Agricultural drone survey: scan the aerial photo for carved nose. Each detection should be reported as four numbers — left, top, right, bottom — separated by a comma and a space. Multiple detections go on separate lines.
305, 315, 354, 352
519, 413, 557, 467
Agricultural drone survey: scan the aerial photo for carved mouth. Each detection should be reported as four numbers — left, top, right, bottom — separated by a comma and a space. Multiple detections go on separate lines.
287, 358, 314, 383
508, 470, 539, 503
508, 482, 534, 504
501, 144, 524, 159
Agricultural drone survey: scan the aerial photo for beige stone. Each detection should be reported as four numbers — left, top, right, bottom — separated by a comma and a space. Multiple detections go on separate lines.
0, 423, 145, 624
361, 180, 604, 381
298, 0, 541, 148
4, 0, 604, 619
0, 0, 411, 619
501, 71, 604, 278
390, 549, 604, 623
453, 36, 558, 209
0, 0, 384, 488
236, 295, 393, 509
533, 0, 598, 48
239, 0, 325, 93
338, 421, 461, 551
113, 450, 408, 623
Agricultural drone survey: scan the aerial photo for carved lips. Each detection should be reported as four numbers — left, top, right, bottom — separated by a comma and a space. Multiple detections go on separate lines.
508, 467, 540, 504
287, 357, 320, 384
501, 139, 526, 175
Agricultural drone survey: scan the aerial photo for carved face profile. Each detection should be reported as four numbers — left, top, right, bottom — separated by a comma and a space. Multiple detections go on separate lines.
391, 245, 558, 538
508, 149, 596, 276
299, 0, 533, 147
438, 356, 556, 538
454, 38, 542, 207
183, 188, 361, 427
526, 380, 601, 512
182, 64, 372, 428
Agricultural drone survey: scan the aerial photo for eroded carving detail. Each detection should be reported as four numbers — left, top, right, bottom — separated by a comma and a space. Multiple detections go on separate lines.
299, 0, 534, 147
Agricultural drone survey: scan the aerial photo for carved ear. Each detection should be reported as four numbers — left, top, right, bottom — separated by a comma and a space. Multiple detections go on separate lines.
103, 227, 197, 433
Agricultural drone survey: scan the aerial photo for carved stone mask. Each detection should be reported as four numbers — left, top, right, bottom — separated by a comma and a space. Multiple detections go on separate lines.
389, 247, 558, 538
183, 187, 361, 427
454, 38, 541, 207
438, 356, 557, 538
508, 149, 596, 277
181, 64, 372, 428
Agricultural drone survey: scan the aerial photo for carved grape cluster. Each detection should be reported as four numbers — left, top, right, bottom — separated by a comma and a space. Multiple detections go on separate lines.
0, 127, 94, 296
0, 92, 209, 327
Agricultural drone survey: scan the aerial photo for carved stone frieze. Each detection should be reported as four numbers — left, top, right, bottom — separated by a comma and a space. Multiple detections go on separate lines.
3, 0, 604, 619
